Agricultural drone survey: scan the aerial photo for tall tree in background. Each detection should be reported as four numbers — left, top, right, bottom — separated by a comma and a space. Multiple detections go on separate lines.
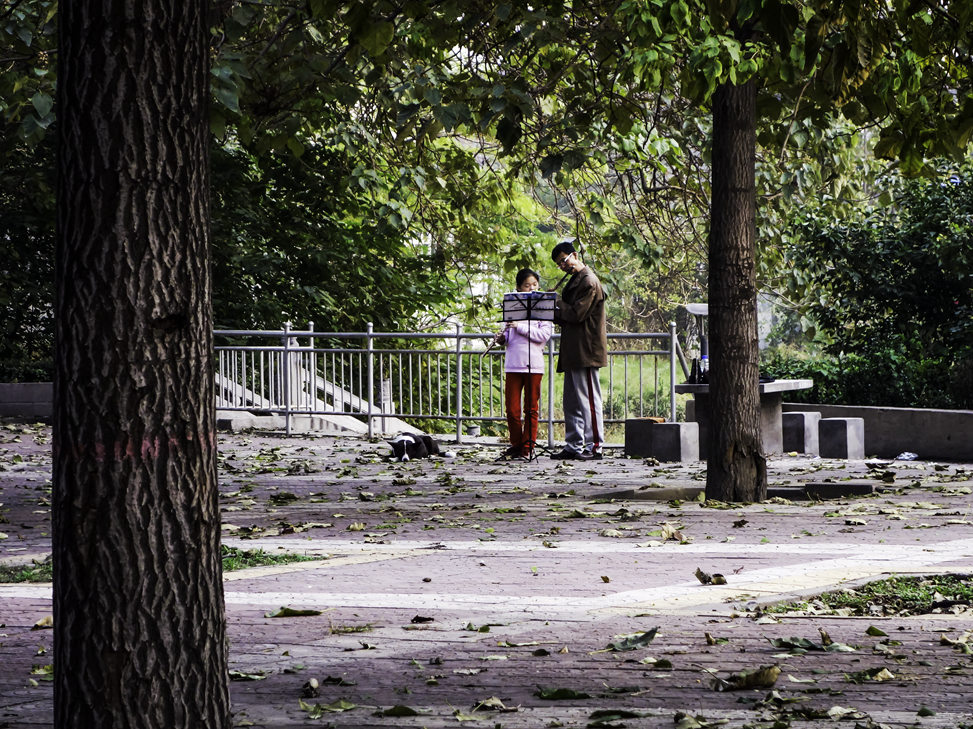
708, 78, 765, 500
692, 0, 973, 500
53, 1, 230, 726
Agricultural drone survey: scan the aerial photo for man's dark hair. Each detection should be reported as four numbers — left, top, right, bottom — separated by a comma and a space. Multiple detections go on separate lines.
551, 240, 576, 261
515, 268, 540, 289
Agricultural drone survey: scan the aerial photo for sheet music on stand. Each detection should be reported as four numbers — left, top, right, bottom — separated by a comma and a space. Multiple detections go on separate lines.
502, 291, 556, 322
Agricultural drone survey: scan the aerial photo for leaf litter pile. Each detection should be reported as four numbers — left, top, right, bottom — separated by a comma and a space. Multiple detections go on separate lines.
768, 574, 973, 617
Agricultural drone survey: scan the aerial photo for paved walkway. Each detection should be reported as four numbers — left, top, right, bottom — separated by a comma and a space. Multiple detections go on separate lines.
2, 424, 972, 727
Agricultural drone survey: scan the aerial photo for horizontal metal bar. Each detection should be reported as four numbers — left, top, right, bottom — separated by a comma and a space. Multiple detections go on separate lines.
214, 326, 678, 435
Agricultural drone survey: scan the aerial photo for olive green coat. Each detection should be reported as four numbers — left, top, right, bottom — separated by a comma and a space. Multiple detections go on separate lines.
554, 266, 607, 372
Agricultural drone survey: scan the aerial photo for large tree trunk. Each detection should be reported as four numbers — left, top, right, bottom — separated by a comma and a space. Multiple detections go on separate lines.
53, 2, 230, 727
705, 79, 767, 502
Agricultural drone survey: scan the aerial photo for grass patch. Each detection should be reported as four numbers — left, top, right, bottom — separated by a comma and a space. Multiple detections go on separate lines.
0, 561, 52, 583
769, 574, 973, 617
221, 545, 319, 572
329, 621, 374, 634
0, 547, 320, 583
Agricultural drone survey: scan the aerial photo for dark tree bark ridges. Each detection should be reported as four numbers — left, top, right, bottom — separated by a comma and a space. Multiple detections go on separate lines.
706, 79, 767, 503
54, 2, 230, 726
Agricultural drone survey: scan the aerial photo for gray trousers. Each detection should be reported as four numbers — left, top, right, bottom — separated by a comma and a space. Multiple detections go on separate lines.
562, 367, 604, 454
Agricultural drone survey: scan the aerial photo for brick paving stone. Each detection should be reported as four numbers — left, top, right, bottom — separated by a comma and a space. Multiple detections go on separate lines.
2, 424, 972, 728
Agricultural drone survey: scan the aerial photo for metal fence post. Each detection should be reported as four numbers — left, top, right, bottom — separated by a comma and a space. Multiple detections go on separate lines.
283, 321, 292, 436
308, 320, 316, 413
669, 321, 677, 422
366, 322, 374, 439
454, 322, 463, 444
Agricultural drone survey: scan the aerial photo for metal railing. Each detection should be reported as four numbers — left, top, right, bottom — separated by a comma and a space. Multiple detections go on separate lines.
215, 323, 678, 443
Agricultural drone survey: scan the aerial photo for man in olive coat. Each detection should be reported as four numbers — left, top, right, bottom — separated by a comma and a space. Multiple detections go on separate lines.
550, 239, 607, 460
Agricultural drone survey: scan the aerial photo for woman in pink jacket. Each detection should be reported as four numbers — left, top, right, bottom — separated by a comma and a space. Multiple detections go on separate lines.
496, 268, 554, 459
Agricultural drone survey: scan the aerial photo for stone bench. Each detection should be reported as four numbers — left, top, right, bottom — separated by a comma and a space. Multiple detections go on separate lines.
675, 379, 813, 458
782, 411, 821, 455
819, 417, 865, 459
625, 419, 699, 462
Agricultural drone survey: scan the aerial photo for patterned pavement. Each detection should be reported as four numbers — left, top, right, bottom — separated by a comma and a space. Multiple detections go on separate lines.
2, 424, 972, 727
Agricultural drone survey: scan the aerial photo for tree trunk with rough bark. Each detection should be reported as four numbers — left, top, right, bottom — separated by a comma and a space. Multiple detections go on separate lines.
53, 2, 230, 727
705, 79, 767, 503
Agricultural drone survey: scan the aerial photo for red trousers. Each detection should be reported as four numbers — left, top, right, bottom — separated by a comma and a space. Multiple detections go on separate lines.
505, 372, 543, 454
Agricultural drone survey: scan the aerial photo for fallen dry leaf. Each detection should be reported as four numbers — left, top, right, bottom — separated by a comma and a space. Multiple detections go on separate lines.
265, 606, 322, 618
606, 628, 659, 652
472, 696, 516, 712
31, 615, 54, 630
712, 664, 781, 691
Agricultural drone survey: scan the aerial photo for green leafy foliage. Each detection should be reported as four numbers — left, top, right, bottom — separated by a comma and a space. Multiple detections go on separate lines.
210, 142, 455, 331
0, 0, 57, 145
768, 163, 973, 408
0, 137, 54, 366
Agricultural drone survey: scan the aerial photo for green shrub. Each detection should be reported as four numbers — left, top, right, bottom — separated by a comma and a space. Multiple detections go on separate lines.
778, 164, 973, 411
0, 359, 54, 383
762, 346, 970, 409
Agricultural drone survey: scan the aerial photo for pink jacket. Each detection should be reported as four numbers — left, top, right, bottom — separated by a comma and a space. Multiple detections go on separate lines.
503, 320, 554, 373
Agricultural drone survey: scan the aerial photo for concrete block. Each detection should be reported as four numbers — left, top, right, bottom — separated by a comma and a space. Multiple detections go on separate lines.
625, 419, 699, 462
784, 403, 973, 462
819, 417, 865, 459
782, 411, 821, 455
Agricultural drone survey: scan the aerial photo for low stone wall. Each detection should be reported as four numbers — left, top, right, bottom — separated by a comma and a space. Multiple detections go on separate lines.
0, 382, 52, 419
782, 403, 973, 462
3, 383, 970, 460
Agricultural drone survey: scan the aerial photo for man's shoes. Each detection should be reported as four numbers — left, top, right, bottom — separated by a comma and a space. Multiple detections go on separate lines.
552, 449, 606, 461
497, 446, 522, 461
551, 449, 585, 460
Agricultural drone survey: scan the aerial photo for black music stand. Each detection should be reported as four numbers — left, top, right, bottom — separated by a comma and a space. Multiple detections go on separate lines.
501, 291, 556, 461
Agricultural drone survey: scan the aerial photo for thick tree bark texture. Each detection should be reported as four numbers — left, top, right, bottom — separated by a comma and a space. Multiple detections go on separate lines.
705, 80, 767, 503
53, 2, 230, 727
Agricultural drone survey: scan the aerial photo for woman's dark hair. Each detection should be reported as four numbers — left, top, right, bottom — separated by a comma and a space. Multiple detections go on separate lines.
515, 268, 540, 289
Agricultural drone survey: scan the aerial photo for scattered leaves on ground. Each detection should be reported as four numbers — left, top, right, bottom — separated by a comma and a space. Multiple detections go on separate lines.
299, 698, 356, 717
711, 664, 781, 691
228, 669, 267, 681
265, 606, 322, 618
535, 686, 592, 700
